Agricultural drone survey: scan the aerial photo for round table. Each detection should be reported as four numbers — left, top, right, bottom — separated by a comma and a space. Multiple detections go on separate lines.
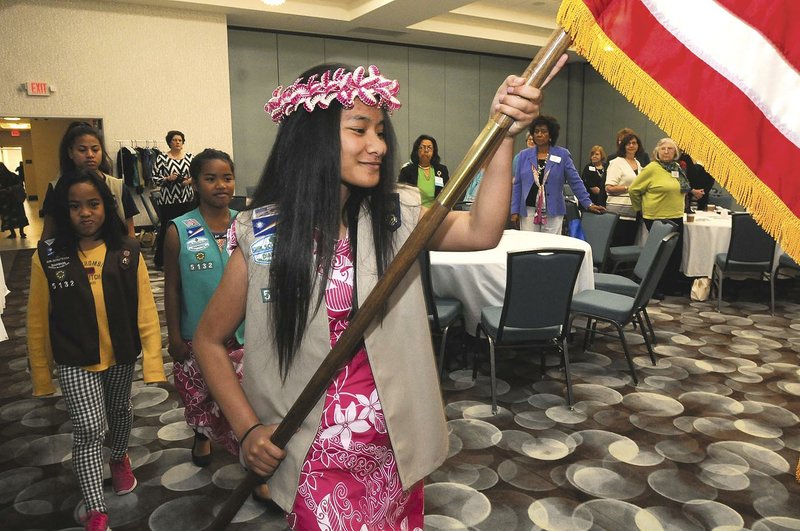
429, 230, 594, 334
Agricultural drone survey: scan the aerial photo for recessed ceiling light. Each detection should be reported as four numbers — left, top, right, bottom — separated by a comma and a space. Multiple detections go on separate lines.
262, 0, 286, 5
3, 117, 21, 121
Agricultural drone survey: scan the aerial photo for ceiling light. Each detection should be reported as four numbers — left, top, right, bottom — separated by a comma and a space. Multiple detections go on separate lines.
3, 117, 21, 121
261, 0, 286, 5
0, 122, 31, 130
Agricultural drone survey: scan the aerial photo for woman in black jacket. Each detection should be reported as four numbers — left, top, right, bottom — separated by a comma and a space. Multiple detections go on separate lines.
0, 162, 28, 238
398, 134, 449, 206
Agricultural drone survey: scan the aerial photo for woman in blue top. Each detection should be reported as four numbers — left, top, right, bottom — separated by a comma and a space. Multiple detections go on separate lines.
511, 115, 604, 233
163, 149, 244, 467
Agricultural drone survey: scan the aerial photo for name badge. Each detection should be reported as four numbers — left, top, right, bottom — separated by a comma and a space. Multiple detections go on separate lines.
434, 175, 444, 187
671, 171, 679, 178
589, 166, 597, 172
549, 154, 562, 163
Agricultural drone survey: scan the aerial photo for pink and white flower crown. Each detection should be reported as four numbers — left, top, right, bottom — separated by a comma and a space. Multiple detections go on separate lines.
264, 65, 401, 124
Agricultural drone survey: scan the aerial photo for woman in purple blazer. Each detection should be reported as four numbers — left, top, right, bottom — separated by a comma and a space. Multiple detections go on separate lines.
511, 116, 604, 233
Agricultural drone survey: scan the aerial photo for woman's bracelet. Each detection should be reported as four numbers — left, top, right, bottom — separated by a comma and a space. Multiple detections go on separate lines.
239, 423, 263, 445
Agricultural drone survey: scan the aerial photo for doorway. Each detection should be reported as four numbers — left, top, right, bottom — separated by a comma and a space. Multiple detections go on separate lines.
0, 147, 23, 174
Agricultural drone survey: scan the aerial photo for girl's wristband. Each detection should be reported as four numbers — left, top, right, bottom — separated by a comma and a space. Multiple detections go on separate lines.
239, 423, 263, 445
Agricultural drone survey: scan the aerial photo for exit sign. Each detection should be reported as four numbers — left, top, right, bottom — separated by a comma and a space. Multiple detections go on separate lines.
26, 82, 50, 96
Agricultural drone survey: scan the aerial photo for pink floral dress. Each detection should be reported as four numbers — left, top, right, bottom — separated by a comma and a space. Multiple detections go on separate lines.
172, 340, 243, 455
287, 238, 424, 531
172, 229, 244, 456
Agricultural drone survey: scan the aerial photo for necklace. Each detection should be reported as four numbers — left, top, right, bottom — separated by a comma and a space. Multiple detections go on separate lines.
419, 165, 432, 180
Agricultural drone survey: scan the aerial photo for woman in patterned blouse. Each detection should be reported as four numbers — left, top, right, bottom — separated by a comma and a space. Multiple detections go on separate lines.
153, 130, 195, 268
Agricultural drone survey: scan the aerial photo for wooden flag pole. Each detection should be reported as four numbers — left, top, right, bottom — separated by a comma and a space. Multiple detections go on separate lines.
209, 28, 572, 530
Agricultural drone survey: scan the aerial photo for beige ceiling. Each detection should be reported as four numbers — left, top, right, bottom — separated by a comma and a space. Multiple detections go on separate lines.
111, 0, 571, 59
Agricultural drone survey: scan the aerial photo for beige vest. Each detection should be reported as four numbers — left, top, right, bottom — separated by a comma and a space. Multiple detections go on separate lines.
236, 185, 448, 511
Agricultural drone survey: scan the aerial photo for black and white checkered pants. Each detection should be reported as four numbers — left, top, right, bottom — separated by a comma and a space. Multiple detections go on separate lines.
59, 363, 135, 513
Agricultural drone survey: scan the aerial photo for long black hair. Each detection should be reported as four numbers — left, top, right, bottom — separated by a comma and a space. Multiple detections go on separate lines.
248, 63, 399, 378
58, 122, 113, 175
409, 134, 441, 166
615, 133, 644, 159
51, 168, 126, 253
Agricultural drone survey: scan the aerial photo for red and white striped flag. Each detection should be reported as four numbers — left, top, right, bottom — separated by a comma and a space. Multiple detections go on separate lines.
558, 0, 800, 261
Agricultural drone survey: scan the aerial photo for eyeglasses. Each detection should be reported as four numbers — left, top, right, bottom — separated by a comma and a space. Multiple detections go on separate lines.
419, 145, 434, 152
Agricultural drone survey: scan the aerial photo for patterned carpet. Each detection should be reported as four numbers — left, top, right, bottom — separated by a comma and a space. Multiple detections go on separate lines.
0, 247, 799, 530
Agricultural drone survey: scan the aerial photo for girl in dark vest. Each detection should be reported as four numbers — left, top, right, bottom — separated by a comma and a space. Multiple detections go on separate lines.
192, 63, 553, 529
27, 169, 165, 531
164, 149, 245, 466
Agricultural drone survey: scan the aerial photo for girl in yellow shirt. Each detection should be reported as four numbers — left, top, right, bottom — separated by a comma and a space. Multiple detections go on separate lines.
27, 169, 165, 531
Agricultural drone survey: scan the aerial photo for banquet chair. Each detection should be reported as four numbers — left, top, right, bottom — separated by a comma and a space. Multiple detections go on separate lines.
563, 183, 576, 202
593, 220, 677, 344
606, 243, 643, 274
776, 253, 800, 278
712, 213, 776, 314
474, 248, 585, 412
581, 211, 618, 271
569, 232, 679, 386
419, 250, 466, 379
564, 200, 580, 223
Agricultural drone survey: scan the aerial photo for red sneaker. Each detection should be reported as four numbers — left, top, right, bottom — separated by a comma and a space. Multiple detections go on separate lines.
84, 509, 111, 531
109, 454, 137, 495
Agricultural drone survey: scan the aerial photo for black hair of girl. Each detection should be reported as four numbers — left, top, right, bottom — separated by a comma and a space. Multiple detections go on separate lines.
528, 115, 560, 146
615, 133, 644, 159
409, 135, 440, 166
189, 148, 235, 181
166, 130, 185, 145
58, 122, 114, 175
249, 62, 398, 378
51, 168, 126, 253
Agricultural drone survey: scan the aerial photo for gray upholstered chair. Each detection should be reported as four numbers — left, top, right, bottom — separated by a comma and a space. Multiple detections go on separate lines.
581, 211, 619, 271
593, 220, 678, 343
474, 249, 585, 412
775, 253, 800, 279
569, 232, 679, 386
419, 250, 465, 379
712, 213, 776, 314
606, 243, 643, 274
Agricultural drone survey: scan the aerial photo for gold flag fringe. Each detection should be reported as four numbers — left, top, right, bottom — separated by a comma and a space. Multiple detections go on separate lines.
557, 0, 800, 264
796, 456, 800, 483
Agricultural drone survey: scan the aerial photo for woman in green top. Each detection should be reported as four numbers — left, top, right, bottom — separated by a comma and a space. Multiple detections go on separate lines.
629, 137, 705, 295
398, 134, 449, 207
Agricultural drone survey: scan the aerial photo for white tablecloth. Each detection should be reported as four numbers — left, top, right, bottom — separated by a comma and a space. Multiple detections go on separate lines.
681, 211, 733, 277
682, 211, 782, 278
430, 230, 594, 334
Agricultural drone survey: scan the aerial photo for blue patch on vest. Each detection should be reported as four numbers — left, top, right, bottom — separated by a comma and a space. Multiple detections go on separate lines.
252, 207, 278, 239
251, 233, 275, 265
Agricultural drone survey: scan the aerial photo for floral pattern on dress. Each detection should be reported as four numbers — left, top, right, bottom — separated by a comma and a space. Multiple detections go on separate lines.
288, 237, 423, 531
172, 339, 243, 455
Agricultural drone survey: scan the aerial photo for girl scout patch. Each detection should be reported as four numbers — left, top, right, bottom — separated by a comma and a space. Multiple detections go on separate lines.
251, 207, 279, 265
251, 233, 275, 265
183, 219, 210, 252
